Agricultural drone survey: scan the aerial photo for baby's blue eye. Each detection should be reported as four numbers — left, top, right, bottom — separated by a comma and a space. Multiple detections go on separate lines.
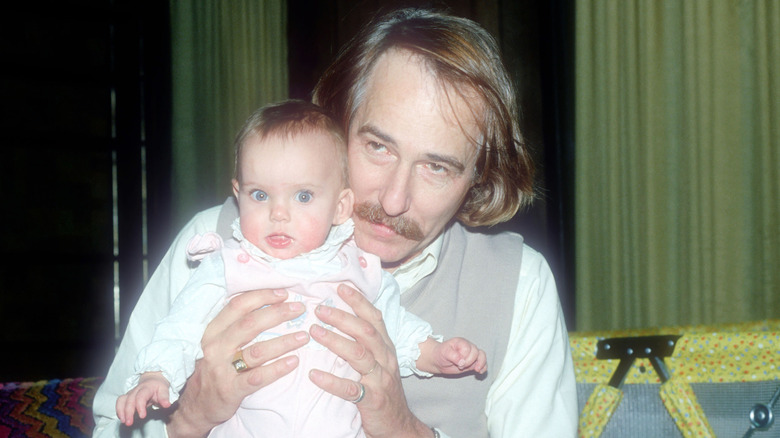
250, 190, 268, 201
295, 190, 313, 203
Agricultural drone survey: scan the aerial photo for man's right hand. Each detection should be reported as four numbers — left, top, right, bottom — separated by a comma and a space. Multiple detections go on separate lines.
308, 284, 434, 438
166, 289, 309, 438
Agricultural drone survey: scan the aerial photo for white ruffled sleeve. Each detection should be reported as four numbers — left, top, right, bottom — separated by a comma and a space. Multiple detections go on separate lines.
372, 271, 440, 377
92, 204, 225, 438
125, 252, 229, 403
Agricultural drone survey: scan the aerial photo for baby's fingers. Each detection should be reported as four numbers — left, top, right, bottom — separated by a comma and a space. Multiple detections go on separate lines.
451, 341, 488, 373
474, 350, 488, 374
120, 391, 142, 426
447, 339, 478, 368
115, 394, 131, 426
439, 344, 468, 369
135, 392, 149, 421
459, 347, 488, 373
154, 385, 172, 409
133, 384, 161, 420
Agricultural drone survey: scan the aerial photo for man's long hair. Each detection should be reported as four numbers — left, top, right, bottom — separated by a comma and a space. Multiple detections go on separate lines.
313, 8, 535, 227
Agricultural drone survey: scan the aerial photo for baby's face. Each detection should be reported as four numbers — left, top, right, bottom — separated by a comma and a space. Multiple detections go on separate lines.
233, 130, 352, 259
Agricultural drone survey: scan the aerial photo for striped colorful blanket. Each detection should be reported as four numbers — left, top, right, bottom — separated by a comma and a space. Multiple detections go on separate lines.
0, 377, 102, 438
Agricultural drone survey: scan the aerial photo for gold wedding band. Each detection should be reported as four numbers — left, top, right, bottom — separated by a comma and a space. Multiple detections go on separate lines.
232, 350, 248, 373
362, 361, 379, 377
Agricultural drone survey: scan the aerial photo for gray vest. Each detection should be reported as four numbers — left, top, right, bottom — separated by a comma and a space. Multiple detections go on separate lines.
400, 222, 521, 438
216, 199, 521, 437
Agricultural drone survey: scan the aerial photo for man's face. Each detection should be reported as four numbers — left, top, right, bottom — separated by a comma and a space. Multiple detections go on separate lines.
348, 49, 480, 268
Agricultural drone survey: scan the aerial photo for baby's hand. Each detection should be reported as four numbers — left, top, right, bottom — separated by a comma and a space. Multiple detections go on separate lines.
433, 337, 488, 375
116, 372, 172, 426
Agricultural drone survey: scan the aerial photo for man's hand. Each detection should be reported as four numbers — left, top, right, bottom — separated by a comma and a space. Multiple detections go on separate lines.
308, 284, 433, 438
166, 289, 309, 438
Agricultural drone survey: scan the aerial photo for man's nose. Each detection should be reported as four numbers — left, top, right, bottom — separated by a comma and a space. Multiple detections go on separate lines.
378, 166, 412, 217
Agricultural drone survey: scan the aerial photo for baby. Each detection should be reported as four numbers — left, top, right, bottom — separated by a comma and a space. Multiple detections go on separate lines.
116, 100, 486, 437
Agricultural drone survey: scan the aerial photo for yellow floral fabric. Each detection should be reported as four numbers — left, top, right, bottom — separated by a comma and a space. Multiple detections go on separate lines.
578, 384, 622, 438
572, 320, 779, 437
658, 378, 716, 437
571, 319, 780, 384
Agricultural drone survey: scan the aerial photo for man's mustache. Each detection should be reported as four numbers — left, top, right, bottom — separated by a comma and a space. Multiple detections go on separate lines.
354, 202, 424, 242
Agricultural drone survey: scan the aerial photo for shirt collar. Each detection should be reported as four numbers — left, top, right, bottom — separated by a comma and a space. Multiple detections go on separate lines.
391, 231, 444, 294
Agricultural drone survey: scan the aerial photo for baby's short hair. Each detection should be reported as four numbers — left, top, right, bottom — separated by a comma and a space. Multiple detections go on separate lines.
234, 99, 348, 185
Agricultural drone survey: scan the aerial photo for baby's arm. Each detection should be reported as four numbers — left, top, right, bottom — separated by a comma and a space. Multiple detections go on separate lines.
116, 372, 172, 427
416, 337, 488, 375
370, 270, 487, 376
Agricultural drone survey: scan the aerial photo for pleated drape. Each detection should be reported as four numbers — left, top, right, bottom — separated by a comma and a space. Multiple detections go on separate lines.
169, 0, 287, 226
575, 0, 779, 330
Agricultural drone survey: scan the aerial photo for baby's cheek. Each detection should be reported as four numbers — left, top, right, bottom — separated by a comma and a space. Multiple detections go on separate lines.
238, 218, 263, 247
298, 215, 332, 252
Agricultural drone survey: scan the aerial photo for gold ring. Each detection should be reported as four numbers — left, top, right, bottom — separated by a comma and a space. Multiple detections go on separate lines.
362, 361, 379, 376
232, 350, 248, 373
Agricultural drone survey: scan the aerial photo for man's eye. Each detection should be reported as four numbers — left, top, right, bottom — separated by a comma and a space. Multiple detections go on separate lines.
428, 162, 448, 174
368, 141, 387, 153
295, 190, 313, 203
250, 190, 268, 201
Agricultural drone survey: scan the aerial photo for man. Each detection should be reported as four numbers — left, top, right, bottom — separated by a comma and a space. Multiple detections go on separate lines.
93, 8, 577, 438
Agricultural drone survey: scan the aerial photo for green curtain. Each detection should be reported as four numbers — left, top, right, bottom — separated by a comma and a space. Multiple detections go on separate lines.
575, 0, 780, 331
169, 0, 288, 227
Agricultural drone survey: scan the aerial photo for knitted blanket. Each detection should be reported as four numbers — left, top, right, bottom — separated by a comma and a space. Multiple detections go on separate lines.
0, 377, 102, 438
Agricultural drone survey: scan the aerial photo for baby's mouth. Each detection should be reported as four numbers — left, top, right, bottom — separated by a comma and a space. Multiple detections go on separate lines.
266, 234, 292, 249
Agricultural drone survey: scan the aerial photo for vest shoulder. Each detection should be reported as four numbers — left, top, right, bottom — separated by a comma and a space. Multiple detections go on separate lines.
451, 222, 525, 251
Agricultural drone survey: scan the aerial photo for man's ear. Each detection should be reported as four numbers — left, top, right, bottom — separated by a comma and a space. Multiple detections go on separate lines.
333, 188, 355, 225
232, 179, 240, 199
